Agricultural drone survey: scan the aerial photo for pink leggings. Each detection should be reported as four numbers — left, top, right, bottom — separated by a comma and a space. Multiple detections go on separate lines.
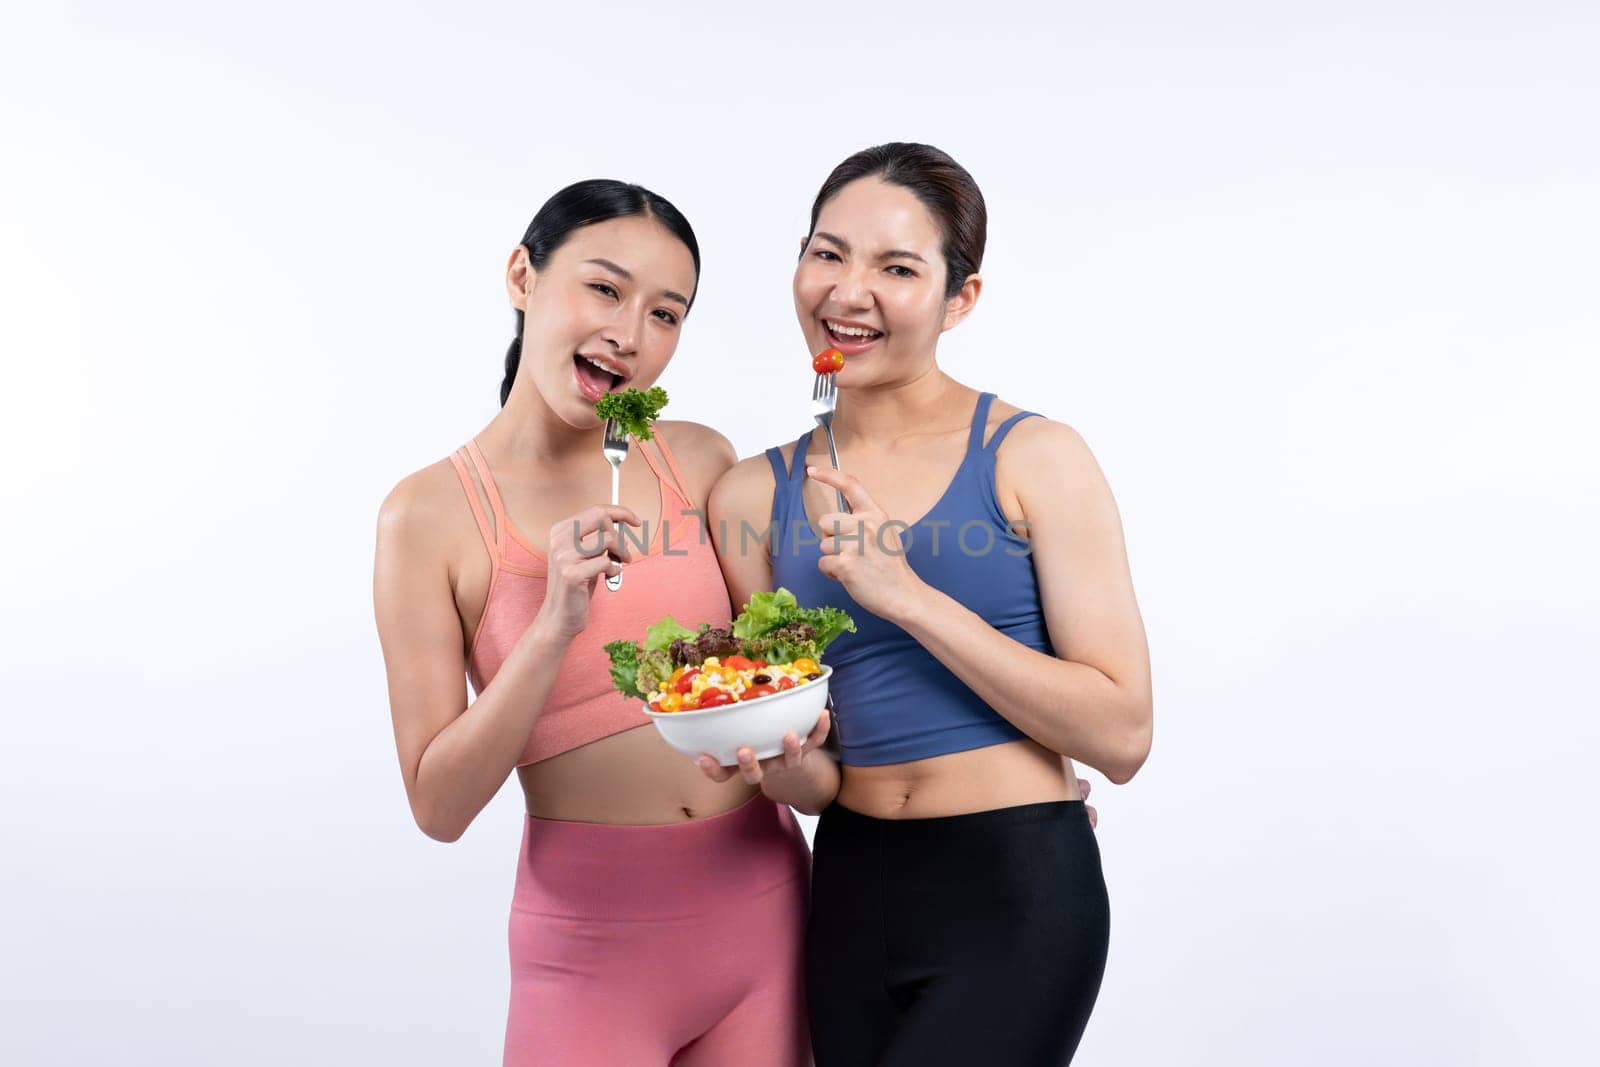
504, 796, 812, 1066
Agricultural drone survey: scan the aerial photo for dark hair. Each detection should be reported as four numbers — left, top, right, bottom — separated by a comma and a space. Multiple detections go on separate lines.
806, 142, 986, 300
500, 179, 700, 406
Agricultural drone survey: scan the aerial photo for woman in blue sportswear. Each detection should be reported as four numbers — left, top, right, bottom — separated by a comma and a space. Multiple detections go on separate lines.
702, 142, 1153, 1067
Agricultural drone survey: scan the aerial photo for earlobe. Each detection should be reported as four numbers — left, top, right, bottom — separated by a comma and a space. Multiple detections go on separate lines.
941, 274, 983, 331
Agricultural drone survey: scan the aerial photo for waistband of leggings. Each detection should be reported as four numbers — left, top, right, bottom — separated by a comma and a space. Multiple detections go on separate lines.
515, 794, 807, 919
821, 798, 1089, 838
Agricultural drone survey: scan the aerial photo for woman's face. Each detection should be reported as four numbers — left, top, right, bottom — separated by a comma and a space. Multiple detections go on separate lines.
793, 177, 961, 387
509, 215, 697, 428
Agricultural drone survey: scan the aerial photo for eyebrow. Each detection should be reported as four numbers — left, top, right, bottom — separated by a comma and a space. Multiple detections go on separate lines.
584, 258, 690, 308
812, 232, 927, 264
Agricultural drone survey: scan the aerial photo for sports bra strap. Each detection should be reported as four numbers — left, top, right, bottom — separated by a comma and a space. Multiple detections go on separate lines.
967, 392, 998, 452
764, 446, 789, 487
450, 446, 499, 549
983, 410, 1041, 453
637, 428, 695, 508
463, 440, 510, 536
654, 426, 697, 505
788, 432, 812, 481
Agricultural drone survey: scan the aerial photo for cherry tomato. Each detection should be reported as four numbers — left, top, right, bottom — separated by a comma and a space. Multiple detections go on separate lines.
776, 677, 796, 692
673, 670, 699, 694
791, 657, 820, 675
722, 655, 755, 671
740, 684, 777, 702
753, 659, 767, 669
697, 688, 734, 708
649, 700, 663, 712
812, 348, 845, 374
679, 696, 700, 711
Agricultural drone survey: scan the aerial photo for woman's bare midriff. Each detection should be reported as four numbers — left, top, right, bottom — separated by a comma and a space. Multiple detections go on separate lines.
518, 723, 759, 825
836, 738, 1082, 820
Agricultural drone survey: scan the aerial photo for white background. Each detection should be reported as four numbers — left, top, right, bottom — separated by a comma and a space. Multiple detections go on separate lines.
4, 1, 1597, 1063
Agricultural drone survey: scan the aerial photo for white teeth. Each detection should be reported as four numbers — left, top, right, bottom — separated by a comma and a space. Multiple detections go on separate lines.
827, 321, 881, 339
581, 355, 622, 379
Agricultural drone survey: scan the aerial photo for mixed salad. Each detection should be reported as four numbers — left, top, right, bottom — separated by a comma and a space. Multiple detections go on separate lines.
604, 589, 855, 712
595, 386, 669, 440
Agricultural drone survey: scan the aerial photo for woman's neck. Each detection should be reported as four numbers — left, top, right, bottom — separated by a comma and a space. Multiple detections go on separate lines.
480, 391, 599, 466
832, 364, 969, 448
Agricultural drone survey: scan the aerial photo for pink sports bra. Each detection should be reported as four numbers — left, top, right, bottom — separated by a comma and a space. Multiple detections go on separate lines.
448, 429, 733, 765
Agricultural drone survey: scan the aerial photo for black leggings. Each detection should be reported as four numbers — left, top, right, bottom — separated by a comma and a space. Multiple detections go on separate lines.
806, 800, 1110, 1067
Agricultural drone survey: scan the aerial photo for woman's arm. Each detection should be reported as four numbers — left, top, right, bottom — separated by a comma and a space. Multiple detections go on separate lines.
373, 471, 635, 841
705, 453, 780, 613
701, 453, 841, 814
808, 420, 1152, 784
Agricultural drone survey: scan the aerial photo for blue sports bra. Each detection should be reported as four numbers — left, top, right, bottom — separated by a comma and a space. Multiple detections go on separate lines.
766, 392, 1054, 767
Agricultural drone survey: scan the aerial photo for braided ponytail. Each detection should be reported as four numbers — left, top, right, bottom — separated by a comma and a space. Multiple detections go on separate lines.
500, 310, 524, 407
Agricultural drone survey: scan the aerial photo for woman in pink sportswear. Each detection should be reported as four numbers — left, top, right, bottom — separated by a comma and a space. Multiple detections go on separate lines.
373, 180, 812, 1066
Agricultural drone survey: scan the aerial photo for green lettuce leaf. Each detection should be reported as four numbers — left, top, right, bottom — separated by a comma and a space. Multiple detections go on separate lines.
636, 648, 674, 696
603, 639, 645, 700
796, 605, 855, 652
741, 628, 814, 666
732, 589, 800, 641
731, 588, 855, 662
594, 386, 669, 440
643, 614, 698, 653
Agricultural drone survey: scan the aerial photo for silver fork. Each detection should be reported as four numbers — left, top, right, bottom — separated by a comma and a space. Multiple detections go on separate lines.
602, 418, 629, 591
810, 372, 851, 514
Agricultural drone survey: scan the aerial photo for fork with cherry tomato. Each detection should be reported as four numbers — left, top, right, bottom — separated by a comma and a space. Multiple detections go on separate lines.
810, 348, 849, 514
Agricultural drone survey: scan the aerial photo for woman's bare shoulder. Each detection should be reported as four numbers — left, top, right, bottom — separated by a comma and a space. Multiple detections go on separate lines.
709, 443, 790, 521
376, 456, 477, 558
653, 419, 738, 507
982, 397, 1086, 455
654, 419, 736, 462
986, 404, 1111, 518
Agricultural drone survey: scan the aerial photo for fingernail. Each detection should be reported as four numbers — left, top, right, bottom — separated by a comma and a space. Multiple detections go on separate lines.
806, 465, 817, 475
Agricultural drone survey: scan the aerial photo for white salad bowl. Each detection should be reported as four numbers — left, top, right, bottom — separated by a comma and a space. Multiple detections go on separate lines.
643, 665, 832, 766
